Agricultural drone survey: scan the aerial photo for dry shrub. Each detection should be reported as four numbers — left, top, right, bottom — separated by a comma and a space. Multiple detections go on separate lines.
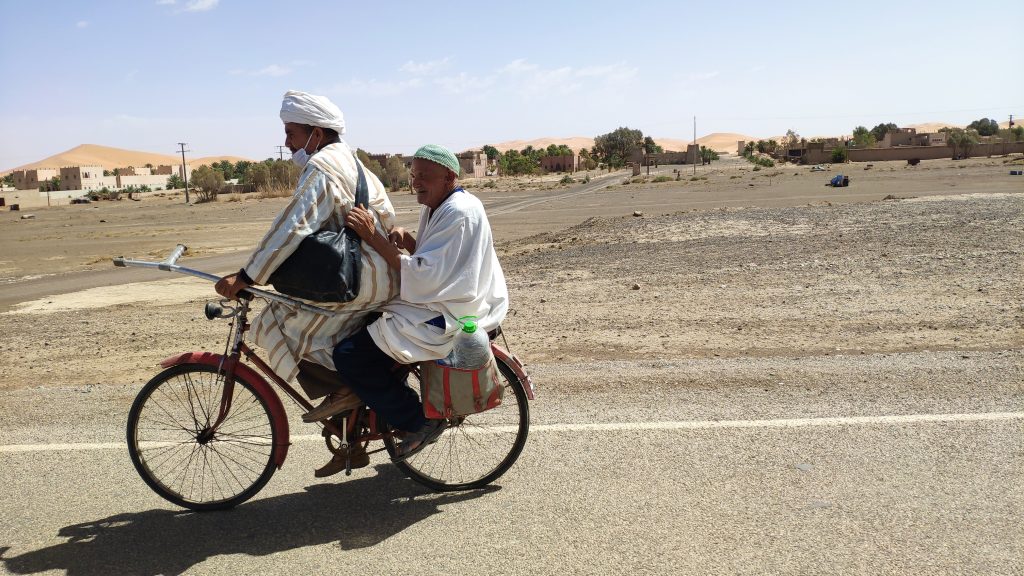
224, 193, 242, 203
192, 189, 217, 204
256, 185, 293, 199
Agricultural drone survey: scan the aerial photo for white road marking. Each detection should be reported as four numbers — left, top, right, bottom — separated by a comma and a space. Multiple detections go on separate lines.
2, 411, 1021, 453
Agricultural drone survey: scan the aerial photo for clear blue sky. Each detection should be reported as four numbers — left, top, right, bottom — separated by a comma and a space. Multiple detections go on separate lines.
1, 0, 1021, 169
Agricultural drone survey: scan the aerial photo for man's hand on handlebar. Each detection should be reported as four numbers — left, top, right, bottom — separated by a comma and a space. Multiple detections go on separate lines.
215, 272, 250, 301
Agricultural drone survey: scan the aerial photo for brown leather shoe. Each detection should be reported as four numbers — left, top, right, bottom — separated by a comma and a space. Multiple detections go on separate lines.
314, 443, 370, 478
302, 389, 362, 423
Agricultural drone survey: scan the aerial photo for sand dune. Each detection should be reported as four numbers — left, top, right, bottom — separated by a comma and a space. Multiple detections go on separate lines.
3, 144, 255, 174
190, 155, 258, 167
489, 136, 596, 154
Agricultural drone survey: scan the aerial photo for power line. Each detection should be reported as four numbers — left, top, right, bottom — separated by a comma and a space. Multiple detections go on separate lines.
275, 146, 288, 161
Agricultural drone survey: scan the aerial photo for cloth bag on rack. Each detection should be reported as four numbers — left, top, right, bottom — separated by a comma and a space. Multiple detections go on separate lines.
419, 357, 504, 419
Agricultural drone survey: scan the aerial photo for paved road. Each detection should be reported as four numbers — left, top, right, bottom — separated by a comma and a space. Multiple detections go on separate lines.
1, 351, 1021, 575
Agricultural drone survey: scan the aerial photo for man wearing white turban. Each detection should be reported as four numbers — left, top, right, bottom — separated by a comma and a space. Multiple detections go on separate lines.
215, 90, 399, 476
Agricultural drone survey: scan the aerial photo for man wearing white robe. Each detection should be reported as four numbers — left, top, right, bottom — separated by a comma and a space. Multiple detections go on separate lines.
340, 144, 508, 460
215, 90, 399, 408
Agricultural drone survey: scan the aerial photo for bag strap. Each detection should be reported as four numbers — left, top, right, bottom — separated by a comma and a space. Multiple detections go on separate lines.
353, 153, 369, 209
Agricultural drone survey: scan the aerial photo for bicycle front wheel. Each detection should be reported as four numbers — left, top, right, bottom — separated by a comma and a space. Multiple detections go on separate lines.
126, 364, 279, 511
388, 357, 530, 491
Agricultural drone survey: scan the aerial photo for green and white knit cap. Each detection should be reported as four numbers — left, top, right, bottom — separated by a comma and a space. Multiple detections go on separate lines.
413, 144, 460, 176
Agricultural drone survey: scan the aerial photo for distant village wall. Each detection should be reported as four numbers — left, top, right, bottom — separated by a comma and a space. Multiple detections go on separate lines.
540, 155, 575, 173
802, 141, 1024, 164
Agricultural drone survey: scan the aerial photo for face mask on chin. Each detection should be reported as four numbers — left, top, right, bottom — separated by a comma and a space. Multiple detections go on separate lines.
290, 130, 320, 167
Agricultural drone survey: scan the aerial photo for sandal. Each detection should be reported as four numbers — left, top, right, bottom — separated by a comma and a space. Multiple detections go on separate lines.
391, 419, 447, 462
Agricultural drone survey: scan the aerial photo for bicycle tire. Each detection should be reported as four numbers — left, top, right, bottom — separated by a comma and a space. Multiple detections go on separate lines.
126, 363, 280, 511
387, 356, 530, 491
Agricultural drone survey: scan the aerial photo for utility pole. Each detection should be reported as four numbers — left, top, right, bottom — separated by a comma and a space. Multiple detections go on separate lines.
692, 116, 697, 175
176, 142, 190, 203
276, 146, 288, 161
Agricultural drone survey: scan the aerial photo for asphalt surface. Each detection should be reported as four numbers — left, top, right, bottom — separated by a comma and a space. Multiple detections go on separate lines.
1, 351, 1022, 575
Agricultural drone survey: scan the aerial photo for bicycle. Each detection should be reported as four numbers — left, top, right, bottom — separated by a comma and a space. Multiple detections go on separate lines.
114, 245, 535, 511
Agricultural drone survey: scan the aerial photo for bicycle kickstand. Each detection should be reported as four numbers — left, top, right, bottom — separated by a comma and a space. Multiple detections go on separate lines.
340, 416, 352, 476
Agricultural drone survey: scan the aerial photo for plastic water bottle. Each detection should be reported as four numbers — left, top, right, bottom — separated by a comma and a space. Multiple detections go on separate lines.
444, 316, 492, 369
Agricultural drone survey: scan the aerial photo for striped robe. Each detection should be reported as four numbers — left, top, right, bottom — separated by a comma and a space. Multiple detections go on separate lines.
243, 141, 399, 385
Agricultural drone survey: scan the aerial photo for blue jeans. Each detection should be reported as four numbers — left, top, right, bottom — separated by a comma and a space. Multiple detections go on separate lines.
332, 327, 426, 433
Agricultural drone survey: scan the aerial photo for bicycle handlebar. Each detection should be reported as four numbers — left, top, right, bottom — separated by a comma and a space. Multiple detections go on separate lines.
112, 245, 336, 316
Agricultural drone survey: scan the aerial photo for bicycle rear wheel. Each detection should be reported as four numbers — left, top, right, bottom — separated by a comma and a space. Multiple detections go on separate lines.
126, 364, 279, 511
387, 357, 530, 491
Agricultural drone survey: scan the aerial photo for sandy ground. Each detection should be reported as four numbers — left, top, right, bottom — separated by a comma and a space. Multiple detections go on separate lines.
0, 155, 1021, 394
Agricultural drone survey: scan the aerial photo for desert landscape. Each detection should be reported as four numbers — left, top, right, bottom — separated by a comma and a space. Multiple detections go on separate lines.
1, 153, 1020, 393
1, 153, 1022, 574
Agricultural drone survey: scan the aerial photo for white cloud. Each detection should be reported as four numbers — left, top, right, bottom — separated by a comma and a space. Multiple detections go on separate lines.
399, 57, 451, 76
324, 58, 637, 104
434, 72, 496, 96
327, 78, 423, 97
485, 59, 633, 100
155, 0, 176, 4
575, 63, 638, 84
253, 64, 291, 77
75, 20, 89, 28
184, 0, 218, 12
229, 64, 292, 77
688, 71, 721, 81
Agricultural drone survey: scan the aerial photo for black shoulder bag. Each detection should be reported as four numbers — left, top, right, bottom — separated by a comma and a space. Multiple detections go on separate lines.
267, 156, 368, 302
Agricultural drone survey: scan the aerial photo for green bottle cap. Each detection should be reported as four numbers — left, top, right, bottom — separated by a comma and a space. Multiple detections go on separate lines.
458, 316, 478, 333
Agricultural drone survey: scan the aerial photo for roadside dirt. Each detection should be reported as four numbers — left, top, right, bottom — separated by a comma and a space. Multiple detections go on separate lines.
0, 155, 1020, 394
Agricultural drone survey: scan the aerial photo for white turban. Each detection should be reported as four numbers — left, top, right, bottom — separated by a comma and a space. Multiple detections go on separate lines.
279, 90, 346, 135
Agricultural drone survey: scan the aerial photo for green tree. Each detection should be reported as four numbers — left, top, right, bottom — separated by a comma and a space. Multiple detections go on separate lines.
593, 127, 644, 171
851, 126, 876, 148
578, 148, 597, 170
356, 149, 386, 183
384, 156, 410, 191
699, 146, 719, 164
967, 117, 999, 137
247, 163, 271, 188
783, 129, 801, 149
269, 159, 300, 189
643, 136, 664, 154
870, 122, 899, 143
481, 145, 499, 161
234, 160, 253, 183
166, 174, 185, 189
831, 145, 849, 163
1, 174, 13, 187
215, 160, 235, 180
190, 165, 225, 198
49, 176, 61, 191
945, 128, 979, 159
1009, 126, 1024, 142
497, 149, 539, 175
